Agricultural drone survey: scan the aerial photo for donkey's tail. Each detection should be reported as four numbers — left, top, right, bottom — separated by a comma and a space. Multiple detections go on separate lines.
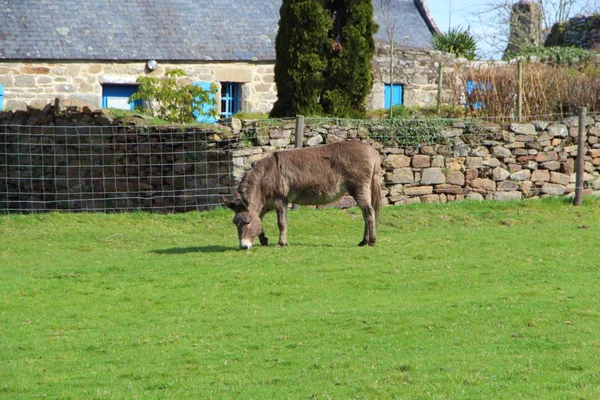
371, 166, 382, 219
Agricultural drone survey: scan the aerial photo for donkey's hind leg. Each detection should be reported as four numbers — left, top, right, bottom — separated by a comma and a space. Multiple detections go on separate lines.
353, 190, 377, 247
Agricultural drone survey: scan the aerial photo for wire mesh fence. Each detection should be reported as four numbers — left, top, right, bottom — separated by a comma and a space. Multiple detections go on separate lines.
0, 125, 238, 213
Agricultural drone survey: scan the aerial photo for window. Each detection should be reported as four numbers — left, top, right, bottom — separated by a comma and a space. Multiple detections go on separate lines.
220, 82, 240, 118
384, 83, 403, 109
0, 84, 4, 111
102, 84, 142, 110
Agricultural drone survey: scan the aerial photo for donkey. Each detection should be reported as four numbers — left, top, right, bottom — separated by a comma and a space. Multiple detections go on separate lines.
221, 140, 382, 249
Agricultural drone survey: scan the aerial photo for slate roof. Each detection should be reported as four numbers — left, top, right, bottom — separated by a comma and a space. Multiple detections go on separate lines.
0, 0, 436, 61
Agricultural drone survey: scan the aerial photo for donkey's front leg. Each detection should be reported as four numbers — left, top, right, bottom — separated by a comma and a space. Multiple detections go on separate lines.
275, 198, 289, 246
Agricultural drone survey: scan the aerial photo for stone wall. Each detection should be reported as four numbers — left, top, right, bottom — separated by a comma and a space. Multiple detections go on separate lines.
2, 105, 600, 213
561, 15, 600, 51
231, 116, 600, 204
0, 60, 277, 114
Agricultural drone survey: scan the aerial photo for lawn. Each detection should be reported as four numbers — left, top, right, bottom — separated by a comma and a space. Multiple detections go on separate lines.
1, 198, 599, 399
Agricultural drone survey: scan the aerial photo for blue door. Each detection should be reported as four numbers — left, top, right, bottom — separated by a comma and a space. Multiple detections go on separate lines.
0, 84, 4, 111
384, 83, 403, 108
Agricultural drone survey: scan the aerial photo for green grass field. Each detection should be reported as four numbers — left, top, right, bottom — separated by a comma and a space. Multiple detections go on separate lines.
1, 198, 599, 399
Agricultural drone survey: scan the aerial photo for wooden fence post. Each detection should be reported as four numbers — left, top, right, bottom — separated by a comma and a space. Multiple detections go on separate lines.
517, 58, 523, 122
292, 115, 305, 210
574, 107, 587, 206
295, 115, 304, 149
436, 61, 443, 112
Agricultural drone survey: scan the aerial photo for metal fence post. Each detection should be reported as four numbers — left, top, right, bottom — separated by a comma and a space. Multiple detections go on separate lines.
574, 106, 587, 206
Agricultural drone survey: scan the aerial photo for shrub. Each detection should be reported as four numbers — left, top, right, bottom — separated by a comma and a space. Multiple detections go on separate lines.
433, 27, 477, 60
131, 69, 218, 124
512, 46, 595, 66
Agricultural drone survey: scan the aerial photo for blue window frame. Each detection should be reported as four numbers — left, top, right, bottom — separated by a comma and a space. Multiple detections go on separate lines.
102, 84, 142, 110
0, 84, 4, 111
384, 83, 403, 108
220, 82, 240, 118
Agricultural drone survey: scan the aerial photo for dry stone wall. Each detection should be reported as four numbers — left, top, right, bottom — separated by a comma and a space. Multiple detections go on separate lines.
232, 116, 600, 205
2, 104, 600, 212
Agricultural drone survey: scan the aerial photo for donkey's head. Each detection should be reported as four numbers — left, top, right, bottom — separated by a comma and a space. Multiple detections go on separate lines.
221, 195, 263, 250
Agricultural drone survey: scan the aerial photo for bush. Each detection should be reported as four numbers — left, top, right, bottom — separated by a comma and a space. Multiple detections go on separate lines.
433, 27, 477, 60
131, 69, 218, 124
512, 46, 595, 66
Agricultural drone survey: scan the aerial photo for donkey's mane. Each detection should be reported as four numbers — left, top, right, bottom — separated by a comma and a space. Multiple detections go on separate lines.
236, 155, 271, 204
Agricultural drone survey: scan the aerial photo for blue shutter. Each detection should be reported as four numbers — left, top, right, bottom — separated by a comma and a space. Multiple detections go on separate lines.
384, 84, 403, 108
193, 82, 218, 123
0, 84, 4, 111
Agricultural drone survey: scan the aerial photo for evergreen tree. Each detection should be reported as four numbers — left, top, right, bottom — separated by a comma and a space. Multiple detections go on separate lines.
270, 0, 332, 117
322, 0, 377, 118
270, 0, 376, 118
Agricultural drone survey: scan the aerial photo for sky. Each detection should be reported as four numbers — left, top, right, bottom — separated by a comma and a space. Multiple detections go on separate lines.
425, 0, 598, 60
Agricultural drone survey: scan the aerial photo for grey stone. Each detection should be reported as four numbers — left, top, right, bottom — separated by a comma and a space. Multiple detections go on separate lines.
547, 124, 568, 138
385, 168, 414, 184
542, 183, 566, 195
306, 135, 324, 147
493, 146, 512, 158
510, 169, 531, 181
466, 192, 485, 201
493, 191, 522, 201
510, 123, 536, 136
420, 168, 446, 185
492, 167, 510, 181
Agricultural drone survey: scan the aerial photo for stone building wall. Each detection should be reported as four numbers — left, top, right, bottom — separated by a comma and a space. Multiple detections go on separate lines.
1, 49, 458, 116
0, 61, 277, 114
369, 43, 458, 109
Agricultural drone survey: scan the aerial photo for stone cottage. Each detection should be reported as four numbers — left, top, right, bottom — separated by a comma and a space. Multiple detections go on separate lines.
0, 0, 442, 117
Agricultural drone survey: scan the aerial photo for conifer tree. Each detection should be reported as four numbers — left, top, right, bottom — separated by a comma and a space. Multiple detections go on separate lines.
270, 0, 331, 117
322, 0, 377, 118
270, 0, 376, 118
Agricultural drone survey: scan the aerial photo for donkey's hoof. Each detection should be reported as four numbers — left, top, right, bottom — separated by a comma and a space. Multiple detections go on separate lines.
358, 240, 375, 247
276, 242, 288, 247
259, 236, 269, 246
